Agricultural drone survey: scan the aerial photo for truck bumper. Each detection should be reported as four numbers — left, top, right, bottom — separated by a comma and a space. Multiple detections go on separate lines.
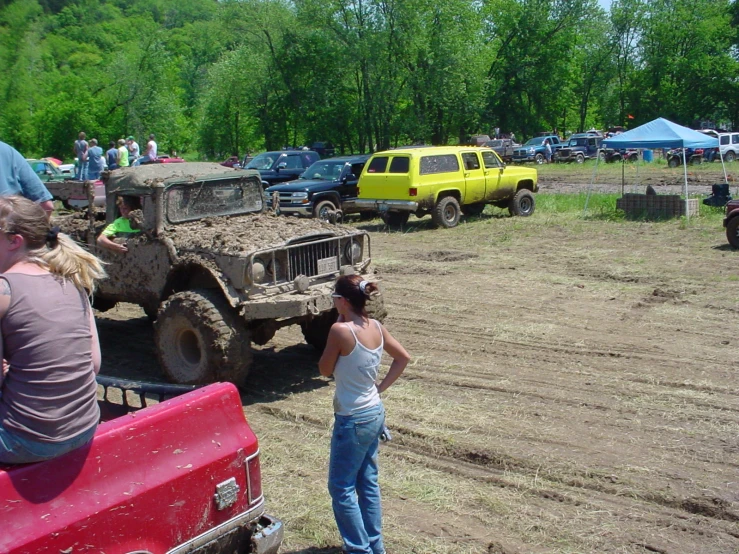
353, 199, 418, 212
168, 506, 283, 554
241, 281, 337, 320
265, 199, 313, 216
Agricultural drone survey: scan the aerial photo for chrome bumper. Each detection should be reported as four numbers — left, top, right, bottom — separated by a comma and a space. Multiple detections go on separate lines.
353, 199, 418, 212
167, 502, 283, 554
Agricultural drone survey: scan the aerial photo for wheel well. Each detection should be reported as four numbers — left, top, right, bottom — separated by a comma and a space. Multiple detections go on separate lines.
517, 180, 535, 192
435, 190, 461, 203
163, 264, 224, 301
314, 193, 341, 208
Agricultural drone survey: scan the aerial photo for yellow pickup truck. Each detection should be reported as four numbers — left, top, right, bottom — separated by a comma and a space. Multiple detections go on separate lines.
351, 146, 538, 228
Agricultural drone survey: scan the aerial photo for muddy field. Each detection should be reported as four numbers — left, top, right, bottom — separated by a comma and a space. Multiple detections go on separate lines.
95, 164, 738, 554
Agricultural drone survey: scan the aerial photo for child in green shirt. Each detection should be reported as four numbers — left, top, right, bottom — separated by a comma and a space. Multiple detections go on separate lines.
97, 196, 140, 254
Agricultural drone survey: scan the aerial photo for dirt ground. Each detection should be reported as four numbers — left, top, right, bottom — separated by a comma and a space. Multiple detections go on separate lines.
95, 163, 739, 554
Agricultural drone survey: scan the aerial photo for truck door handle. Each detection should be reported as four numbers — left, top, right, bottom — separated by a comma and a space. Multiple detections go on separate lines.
464, 172, 470, 177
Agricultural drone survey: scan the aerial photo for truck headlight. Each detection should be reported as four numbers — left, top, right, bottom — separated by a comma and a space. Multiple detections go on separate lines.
251, 258, 267, 284
343, 239, 362, 264
291, 192, 309, 204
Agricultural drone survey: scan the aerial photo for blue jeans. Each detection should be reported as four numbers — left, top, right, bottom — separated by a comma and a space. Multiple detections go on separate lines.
0, 423, 96, 464
75, 161, 88, 180
329, 403, 386, 554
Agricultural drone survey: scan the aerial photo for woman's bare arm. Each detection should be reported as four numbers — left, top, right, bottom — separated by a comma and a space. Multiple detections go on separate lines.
377, 324, 410, 394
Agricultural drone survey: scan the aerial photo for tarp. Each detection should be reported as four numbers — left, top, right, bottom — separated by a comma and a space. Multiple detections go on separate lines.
585, 118, 727, 220
602, 117, 719, 149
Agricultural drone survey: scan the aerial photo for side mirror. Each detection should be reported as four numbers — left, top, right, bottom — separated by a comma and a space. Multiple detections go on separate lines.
276, 162, 287, 170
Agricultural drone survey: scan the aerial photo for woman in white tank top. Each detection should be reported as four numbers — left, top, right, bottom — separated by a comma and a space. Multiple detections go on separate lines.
319, 275, 410, 554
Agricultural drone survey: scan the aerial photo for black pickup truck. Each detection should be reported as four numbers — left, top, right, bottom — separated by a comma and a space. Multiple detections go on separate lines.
265, 155, 372, 220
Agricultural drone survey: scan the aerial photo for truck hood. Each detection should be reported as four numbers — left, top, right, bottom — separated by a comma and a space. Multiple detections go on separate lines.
266, 179, 339, 193
166, 212, 356, 256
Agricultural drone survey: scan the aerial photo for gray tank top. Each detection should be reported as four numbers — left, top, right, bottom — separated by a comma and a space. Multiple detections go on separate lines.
0, 273, 99, 443
333, 320, 383, 415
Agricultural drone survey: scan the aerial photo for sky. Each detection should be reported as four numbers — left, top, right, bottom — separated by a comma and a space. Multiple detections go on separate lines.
598, 0, 612, 10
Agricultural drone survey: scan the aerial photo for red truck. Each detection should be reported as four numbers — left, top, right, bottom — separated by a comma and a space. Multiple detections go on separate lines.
0, 378, 283, 554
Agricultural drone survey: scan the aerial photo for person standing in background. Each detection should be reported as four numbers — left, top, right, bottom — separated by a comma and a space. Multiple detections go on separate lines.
106, 141, 119, 170
117, 139, 129, 168
0, 141, 53, 217
73, 132, 88, 180
145, 134, 157, 162
86, 139, 105, 180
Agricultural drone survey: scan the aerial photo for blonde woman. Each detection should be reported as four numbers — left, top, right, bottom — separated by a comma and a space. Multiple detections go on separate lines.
319, 275, 410, 554
0, 196, 106, 464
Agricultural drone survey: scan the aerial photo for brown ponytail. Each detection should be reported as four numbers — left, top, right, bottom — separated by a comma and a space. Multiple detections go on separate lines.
333, 274, 379, 315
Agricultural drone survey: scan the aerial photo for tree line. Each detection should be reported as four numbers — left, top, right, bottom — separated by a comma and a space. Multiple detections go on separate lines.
1, 0, 737, 161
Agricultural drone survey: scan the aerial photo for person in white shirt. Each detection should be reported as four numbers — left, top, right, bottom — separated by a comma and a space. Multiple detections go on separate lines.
145, 134, 158, 162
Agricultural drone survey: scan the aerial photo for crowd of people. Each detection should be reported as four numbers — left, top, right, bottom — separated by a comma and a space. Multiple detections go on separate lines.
72, 132, 158, 179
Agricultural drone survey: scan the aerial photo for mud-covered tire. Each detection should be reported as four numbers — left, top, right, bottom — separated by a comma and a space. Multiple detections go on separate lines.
668, 157, 680, 168
91, 296, 117, 313
154, 289, 251, 386
314, 199, 337, 221
301, 309, 338, 351
382, 211, 410, 228
508, 189, 535, 217
462, 203, 485, 216
432, 196, 461, 228
726, 217, 739, 249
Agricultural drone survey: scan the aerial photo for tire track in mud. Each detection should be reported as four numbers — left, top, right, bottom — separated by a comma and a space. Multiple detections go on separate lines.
259, 403, 739, 540
392, 312, 733, 373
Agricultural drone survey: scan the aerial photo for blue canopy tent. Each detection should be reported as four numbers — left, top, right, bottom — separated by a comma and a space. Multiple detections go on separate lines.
586, 118, 725, 219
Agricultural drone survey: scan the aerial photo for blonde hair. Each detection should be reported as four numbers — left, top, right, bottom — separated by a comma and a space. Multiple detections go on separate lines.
0, 196, 106, 292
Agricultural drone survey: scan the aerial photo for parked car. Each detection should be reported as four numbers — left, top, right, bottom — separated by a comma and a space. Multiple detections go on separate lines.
511, 135, 563, 164
265, 155, 371, 220
26, 158, 73, 182
245, 150, 320, 188
221, 155, 242, 168
310, 141, 336, 158
354, 146, 538, 228
554, 132, 603, 163
1, 378, 283, 554
482, 138, 520, 163
701, 129, 739, 162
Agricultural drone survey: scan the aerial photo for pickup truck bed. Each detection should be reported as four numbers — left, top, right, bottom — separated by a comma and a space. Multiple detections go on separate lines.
0, 381, 283, 554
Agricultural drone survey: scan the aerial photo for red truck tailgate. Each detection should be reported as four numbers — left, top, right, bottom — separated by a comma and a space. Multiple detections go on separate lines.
0, 382, 264, 554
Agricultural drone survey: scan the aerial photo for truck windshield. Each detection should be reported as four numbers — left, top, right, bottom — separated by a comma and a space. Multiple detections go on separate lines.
300, 160, 346, 180
524, 138, 543, 146
245, 153, 278, 170
166, 179, 264, 223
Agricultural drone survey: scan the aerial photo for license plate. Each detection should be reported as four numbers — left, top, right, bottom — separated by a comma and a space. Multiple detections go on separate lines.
317, 256, 338, 274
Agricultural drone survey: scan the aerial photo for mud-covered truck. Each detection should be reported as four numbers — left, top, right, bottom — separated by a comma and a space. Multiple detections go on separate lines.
55, 163, 382, 385
1, 379, 283, 554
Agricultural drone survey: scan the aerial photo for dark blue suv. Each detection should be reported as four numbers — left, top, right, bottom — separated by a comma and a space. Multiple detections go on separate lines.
265, 155, 371, 220
245, 150, 320, 188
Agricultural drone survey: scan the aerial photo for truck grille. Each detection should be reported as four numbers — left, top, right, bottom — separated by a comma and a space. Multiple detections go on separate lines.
287, 241, 339, 280
249, 233, 370, 287
559, 148, 572, 157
